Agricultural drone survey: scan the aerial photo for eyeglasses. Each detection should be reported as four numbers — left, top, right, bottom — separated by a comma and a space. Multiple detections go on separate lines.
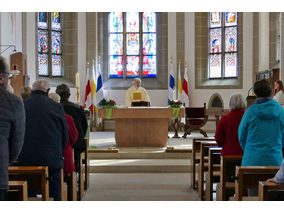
0, 72, 13, 79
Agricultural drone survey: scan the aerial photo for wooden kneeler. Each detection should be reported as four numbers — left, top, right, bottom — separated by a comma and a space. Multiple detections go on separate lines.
8, 166, 49, 201
8, 181, 28, 201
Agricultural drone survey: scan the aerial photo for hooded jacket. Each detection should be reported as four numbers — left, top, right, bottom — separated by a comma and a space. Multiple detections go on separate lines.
238, 99, 284, 166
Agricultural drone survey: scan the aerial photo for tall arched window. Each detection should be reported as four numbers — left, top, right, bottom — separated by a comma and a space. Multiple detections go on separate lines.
108, 12, 157, 78
208, 12, 238, 79
37, 12, 63, 77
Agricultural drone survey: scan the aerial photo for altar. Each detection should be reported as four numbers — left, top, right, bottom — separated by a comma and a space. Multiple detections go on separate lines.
98, 107, 184, 147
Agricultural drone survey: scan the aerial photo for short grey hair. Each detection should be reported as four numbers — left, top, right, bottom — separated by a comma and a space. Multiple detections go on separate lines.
32, 80, 49, 91
48, 93, 60, 103
229, 93, 247, 109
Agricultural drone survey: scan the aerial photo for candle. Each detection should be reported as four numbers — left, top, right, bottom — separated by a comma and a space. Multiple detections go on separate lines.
172, 90, 176, 100
75, 72, 80, 104
108, 89, 111, 100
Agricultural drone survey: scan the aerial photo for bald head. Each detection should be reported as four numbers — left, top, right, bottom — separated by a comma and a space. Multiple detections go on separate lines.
133, 78, 141, 88
0, 56, 10, 90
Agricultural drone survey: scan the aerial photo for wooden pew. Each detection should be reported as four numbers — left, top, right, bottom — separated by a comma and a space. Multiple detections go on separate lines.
215, 155, 242, 201
8, 166, 49, 201
191, 137, 215, 189
60, 169, 68, 201
83, 138, 90, 191
78, 152, 85, 201
258, 181, 284, 201
204, 147, 222, 201
7, 181, 28, 201
65, 171, 77, 201
234, 166, 280, 201
197, 142, 218, 200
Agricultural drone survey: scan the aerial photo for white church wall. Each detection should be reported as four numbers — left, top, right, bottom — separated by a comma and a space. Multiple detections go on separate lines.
0, 12, 22, 66
259, 12, 270, 71
25, 12, 36, 86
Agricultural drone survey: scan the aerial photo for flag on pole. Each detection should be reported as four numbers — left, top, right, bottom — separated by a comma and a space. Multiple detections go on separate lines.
168, 57, 176, 103
182, 65, 189, 107
91, 60, 97, 114
177, 60, 182, 101
84, 65, 92, 112
96, 58, 105, 106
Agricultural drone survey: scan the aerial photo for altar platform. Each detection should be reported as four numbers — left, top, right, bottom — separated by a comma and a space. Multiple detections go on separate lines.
88, 131, 214, 173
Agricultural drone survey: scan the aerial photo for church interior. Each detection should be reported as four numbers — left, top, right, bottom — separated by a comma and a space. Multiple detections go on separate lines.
1, 2, 284, 209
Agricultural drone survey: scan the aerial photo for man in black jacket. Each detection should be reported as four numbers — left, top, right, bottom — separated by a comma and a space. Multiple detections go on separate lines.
0, 56, 25, 201
18, 79, 68, 201
56, 84, 88, 172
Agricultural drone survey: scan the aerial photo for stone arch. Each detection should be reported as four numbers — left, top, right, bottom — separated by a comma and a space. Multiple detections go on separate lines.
208, 93, 224, 109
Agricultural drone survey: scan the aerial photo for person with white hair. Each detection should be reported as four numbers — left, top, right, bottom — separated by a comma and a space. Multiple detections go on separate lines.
126, 78, 151, 107
18, 79, 68, 201
215, 93, 246, 156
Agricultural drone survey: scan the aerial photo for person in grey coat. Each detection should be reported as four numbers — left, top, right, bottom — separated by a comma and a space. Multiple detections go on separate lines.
0, 56, 25, 201
18, 79, 68, 201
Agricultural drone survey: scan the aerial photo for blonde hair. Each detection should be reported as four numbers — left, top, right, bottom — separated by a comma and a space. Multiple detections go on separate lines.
48, 93, 60, 103
19, 86, 32, 99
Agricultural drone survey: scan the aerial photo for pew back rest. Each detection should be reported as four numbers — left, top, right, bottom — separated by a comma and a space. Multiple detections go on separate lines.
258, 181, 284, 201
235, 166, 280, 201
8, 166, 49, 201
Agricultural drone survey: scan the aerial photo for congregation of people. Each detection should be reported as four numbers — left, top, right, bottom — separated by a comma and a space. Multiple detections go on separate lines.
215, 79, 284, 190
2, 51, 284, 201
0, 56, 88, 201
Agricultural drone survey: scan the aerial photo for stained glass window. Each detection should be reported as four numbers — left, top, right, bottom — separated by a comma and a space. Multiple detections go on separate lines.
108, 12, 157, 78
38, 30, 48, 53
209, 12, 238, 79
38, 12, 47, 29
37, 12, 63, 77
51, 12, 61, 31
38, 54, 48, 76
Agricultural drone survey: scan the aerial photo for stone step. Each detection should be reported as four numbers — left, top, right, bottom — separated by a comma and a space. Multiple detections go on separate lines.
88, 149, 192, 159
89, 159, 192, 173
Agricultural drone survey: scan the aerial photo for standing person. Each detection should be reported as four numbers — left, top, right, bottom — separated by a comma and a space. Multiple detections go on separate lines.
238, 79, 284, 167
273, 80, 284, 106
48, 93, 79, 175
0, 56, 25, 201
215, 93, 246, 156
18, 80, 68, 201
126, 78, 151, 107
55, 84, 88, 172
19, 86, 32, 100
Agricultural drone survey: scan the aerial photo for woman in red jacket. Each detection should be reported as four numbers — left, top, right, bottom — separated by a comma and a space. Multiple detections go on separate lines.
215, 93, 246, 156
49, 93, 78, 174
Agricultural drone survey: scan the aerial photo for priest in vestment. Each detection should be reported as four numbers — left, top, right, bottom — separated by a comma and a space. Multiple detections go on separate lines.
126, 78, 150, 107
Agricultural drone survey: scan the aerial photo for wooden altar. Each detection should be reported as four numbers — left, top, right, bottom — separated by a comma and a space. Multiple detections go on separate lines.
98, 107, 185, 147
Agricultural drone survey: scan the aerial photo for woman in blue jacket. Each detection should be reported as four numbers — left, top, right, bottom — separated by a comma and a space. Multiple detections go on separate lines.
238, 79, 284, 166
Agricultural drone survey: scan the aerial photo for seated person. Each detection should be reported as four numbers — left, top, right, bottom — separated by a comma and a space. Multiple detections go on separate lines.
19, 86, 32, 100
215, 93, 246, 156
238, 79, 284, 167
126, 78, 150, 107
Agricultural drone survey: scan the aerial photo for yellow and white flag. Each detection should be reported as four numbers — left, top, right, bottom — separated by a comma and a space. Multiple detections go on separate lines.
177, 60, 182, 101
